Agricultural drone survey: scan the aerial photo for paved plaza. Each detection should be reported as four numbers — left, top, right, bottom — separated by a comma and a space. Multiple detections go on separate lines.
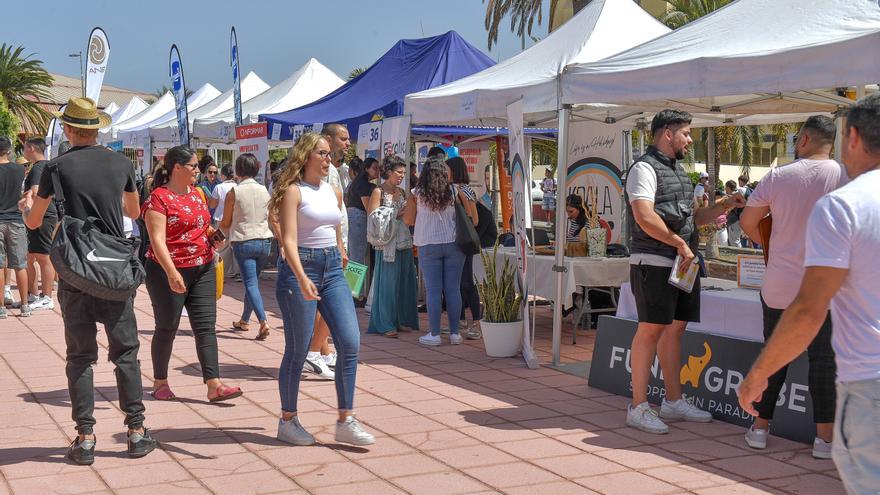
0, 277, 845, 494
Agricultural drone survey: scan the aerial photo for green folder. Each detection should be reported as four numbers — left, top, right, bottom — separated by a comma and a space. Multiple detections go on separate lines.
344, 260, 368, 297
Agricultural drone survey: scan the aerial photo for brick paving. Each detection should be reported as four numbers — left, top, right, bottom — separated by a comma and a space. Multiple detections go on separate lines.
0, 277, 845, 494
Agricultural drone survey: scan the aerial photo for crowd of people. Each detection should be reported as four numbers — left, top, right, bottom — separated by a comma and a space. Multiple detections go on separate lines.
1, 93, 878, 492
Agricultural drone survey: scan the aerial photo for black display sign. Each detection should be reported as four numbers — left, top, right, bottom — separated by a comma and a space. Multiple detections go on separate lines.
588, 316, 815, 444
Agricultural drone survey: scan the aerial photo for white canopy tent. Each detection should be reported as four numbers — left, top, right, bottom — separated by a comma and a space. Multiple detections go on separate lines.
149, 71, 270, 145
103, 92, 175, 143
404, 0, 670, 127
116, 83, 222, 147
107, 96, 148, 127
192, 59, 344, 142
561, 0, 880, 114
102, 102, 119, 118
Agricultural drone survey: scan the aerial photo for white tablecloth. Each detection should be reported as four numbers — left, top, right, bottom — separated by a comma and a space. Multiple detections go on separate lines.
616, 277, 764, 342
473, 247, 630, 308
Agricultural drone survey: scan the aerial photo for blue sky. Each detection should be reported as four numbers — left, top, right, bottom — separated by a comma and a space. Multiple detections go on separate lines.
6, 0, 547, 93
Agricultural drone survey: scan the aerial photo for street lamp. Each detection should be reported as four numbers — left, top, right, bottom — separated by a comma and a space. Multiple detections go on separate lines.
68, 52, 84, 98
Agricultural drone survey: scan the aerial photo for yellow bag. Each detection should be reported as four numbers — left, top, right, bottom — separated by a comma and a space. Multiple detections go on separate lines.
215, 257, 224, 300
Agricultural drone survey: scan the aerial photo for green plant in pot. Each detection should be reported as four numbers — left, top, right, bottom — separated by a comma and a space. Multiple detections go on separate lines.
477, 243, 524, 357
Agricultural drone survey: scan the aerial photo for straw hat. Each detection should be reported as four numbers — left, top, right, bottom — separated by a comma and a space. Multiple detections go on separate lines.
16, 156, 28, 164
53, 97, 111, 129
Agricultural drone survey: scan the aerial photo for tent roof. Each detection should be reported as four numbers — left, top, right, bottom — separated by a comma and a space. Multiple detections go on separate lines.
404, 0, 670, 126
108, 92, 176, 134
260, 31, 495, 140
192, 59, 344, 141
103, 102, 119, 117
107, 97, 148, 127
561, 0, 880, 113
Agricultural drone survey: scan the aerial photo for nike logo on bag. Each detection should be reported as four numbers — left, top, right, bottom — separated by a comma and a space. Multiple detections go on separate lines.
86, 250, 125, 262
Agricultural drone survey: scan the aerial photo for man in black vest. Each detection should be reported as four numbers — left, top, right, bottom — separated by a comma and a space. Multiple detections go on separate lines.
624, 110, 744, 434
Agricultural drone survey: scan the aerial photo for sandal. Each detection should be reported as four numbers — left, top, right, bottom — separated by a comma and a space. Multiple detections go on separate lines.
208, 384, 243, 403
150, 384, 176, 401
383, 330, 399, 338
232, 321, 250, 331
255, 325, 270, 341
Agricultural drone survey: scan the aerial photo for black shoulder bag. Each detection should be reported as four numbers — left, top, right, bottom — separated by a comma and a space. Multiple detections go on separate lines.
49, 165, 145, 301
453, 187, 481, 256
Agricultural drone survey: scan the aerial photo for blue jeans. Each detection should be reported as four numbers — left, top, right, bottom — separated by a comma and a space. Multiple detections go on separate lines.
419, 242, 465, 335
276, 247, 360, 412
233, 239, 271, 323
832, 379, 880, 494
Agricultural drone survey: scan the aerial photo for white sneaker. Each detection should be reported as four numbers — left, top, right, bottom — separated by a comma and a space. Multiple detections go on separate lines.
2, 287, 12, 306
277, 417, 315, 446
660, 395, 713, 422
323, 352, 337, 369
419, 333, 441, 346
449, 334, 463, 345
304, 352, 335, 380
19, 304, 32, 317
812, 437, 833, 459
626, 402, 669, 434
744, 425, 768, 449
30, 295, 55, 311
335, 416, 375, 446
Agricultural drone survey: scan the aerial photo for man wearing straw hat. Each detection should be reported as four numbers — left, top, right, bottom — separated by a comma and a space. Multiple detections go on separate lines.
25, 97, 157, 465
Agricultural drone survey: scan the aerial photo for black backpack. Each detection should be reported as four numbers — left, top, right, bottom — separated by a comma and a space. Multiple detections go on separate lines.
49, 166, 145, 301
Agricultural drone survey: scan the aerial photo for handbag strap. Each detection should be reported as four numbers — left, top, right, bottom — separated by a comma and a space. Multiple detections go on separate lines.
49, 165, 66, 218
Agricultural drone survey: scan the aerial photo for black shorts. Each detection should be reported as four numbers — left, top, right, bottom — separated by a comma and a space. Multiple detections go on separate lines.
630, 263, 701, 325
27, 217, 57, 255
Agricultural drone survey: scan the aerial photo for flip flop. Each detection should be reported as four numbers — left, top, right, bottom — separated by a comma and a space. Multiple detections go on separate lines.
151, 384, 176, 401
232, 321, 250, 331
255, 328, 270, 341
208, 384, 243, 403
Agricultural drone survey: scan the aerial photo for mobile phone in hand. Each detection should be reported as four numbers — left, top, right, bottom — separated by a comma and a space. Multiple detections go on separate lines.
211, 230, 226, 244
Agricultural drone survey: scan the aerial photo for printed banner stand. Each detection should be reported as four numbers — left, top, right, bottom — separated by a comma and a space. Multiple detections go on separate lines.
230, 27, 242, 126
235, 122, 269, 185
507, 99, 539, 370
169, 44, 190, 146
357, 121, 382, 160
380, 115, 411, 188
85, 27, 109, 104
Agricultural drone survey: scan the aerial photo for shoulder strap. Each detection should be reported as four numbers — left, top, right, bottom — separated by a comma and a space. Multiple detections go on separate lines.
49, 164, 66, 218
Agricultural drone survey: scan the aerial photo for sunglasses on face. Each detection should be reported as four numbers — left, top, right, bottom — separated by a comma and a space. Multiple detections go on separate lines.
179, 162, 198, 170
206, 170, 218, 175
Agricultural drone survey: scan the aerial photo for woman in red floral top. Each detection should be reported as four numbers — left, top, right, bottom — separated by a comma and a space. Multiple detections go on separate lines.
142, 146, 242, 403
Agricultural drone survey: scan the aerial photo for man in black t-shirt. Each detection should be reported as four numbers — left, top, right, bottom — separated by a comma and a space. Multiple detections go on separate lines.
25, 98, 157, 465
19, 137, 56, 311
0, 135, 30, 318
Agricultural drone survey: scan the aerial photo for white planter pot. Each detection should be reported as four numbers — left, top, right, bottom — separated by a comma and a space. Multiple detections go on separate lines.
480, 320, 523, 357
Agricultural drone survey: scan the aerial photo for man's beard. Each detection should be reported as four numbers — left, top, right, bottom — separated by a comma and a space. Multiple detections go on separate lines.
674, 148, 687, 160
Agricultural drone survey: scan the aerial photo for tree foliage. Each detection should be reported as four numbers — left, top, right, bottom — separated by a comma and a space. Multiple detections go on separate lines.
348, 67, 367, 80
484, 0, 545, 50
0, 44, 53, 135
0, 95, 21, 142
146, 85, 193, 104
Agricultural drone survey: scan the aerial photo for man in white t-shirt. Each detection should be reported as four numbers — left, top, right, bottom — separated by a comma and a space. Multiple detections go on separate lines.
693, 171, 709, 206
739, 115, 846, 458
739, 95, 880, 494
624, 110, 745, 435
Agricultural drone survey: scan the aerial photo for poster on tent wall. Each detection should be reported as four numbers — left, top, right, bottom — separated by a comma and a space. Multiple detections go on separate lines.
85, 28, 109, 103
380, 115, 411, 188
507, 98, 538, 369
565, 121, 626, 243
290, 123, 325, 143
414, 142, 433, 174
236, 122, 269, 185
169, 44, 190, 146
230, 27, 242, 126
457, 142, 494, 210
357, 121, 382, 160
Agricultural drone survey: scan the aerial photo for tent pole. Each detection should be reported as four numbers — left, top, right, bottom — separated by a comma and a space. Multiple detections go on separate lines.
552, 105, 571, 367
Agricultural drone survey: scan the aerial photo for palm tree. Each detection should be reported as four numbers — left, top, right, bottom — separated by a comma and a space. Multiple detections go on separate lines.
348, 67, 367, 80
660, 0, 734, 29
0, 44, 53, 134
484, 0, 543, 50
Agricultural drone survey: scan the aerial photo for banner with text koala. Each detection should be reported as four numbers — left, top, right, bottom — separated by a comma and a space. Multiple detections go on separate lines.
169, 44, 190, 146
507, 99, 538, 369
380, 115, 411, 188
356, 121, 382, 160
589, 316, 814, 444
235, 122, 269, 185
85, 28, 109, 104
230, 27, 242, 126
565, 121, 626, 243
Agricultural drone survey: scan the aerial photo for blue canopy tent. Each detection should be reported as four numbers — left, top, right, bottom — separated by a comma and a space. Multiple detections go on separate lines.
259, 31, 495, 140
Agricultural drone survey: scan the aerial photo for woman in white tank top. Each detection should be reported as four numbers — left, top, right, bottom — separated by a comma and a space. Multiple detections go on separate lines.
268, 132, 375, 447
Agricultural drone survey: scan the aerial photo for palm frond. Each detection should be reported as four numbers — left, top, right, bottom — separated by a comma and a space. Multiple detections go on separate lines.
0, 43, 53, 134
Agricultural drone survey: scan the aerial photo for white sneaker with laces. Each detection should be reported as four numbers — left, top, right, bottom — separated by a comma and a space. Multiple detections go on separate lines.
19, 304, 32, 317
277, 417, 315, 446
2, 287, 12, 306
812, 437, 833, 459
745, 425, 768, 449
626, 402, 669, 434
31, 295, 55, 311
335, 416, 375, 446
660, 395, 713, 422
304, 352, 335, 380
419, 333, 441, 346
449, 334, 463, 345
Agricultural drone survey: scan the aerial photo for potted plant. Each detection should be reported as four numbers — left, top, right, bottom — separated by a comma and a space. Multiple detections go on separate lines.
476, 244, 524, 357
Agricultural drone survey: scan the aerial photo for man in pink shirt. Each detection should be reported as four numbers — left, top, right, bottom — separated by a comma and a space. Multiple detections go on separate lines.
740, 115, 847, 458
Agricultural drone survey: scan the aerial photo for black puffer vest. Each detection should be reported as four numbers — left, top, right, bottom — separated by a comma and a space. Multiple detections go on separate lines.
626, 146, 698, 259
